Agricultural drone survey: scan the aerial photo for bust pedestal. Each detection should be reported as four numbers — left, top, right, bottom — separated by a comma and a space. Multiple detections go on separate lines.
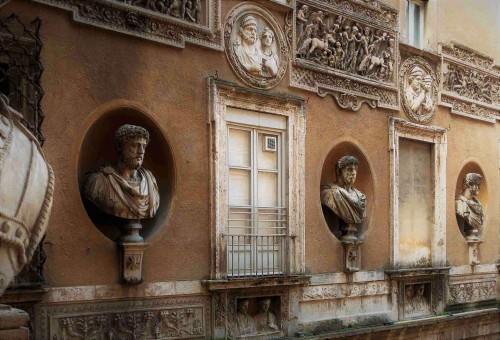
0, 304, 29, 339
119, 242, 149, 285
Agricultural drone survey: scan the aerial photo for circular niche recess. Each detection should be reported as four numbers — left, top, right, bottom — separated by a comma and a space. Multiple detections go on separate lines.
320, 142, 375, 241
78, 106, 175, 242
455, 162, 488, 239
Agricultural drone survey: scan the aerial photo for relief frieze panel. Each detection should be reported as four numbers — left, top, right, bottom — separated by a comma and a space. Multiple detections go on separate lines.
439, 41, 500, 122
448, 280, 496, 305
36, 296, 210, 340
289, 0, 399, 111
301, 281, 390, 301
33, 0, 222, 50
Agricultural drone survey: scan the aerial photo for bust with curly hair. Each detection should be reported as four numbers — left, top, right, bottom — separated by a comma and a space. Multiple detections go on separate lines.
83, 124, 160, 239
320, 155, 366, 242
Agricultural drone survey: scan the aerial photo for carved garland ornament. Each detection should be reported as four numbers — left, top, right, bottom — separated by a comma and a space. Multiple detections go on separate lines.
224, 3, 289, 89
289, 0, 399, 111
400, 57, 438, 124
33, 0, 222, 50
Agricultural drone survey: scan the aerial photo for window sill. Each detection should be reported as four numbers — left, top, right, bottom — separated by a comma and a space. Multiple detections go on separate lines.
202, 275, 310, 291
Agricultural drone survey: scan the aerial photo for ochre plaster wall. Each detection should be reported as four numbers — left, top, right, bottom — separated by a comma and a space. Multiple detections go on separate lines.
2, 0, 499, 287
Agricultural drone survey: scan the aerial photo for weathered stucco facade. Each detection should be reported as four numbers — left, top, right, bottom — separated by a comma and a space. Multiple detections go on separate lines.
0, 0, 499, 338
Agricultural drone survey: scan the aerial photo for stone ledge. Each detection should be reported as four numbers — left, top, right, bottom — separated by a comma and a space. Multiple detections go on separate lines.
202, 275, 310, 291
385, 267, 451, 279
295, 308, 500, 339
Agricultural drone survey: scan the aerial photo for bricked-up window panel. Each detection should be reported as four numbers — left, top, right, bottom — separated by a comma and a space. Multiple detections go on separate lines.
398, 138, 433, 267
0, 14, 45, 144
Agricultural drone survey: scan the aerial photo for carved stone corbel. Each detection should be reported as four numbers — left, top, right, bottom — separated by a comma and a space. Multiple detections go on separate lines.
467, 240, 482, 266
342, 241, 362, 272
318, 89, 377, 111
119, 242, 148, 285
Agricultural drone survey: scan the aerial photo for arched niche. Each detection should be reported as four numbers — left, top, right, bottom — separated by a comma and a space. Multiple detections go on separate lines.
320, 141, 375, 241
78, 105, 175, 242
455, 161, 488, 239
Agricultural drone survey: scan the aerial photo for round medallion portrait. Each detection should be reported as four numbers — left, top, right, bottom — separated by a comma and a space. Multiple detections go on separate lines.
224, 3, 288, 89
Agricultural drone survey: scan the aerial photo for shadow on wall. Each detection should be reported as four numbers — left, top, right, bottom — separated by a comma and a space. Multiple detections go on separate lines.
320, 141, 374, 241
78, 106, 175, 242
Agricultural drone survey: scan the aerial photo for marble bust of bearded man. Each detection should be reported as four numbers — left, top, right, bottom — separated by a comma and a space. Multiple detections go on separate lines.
83, 124, 160, 221
321, 155, 366, 242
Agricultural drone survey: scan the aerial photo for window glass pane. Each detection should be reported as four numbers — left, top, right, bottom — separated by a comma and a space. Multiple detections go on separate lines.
258, 171, 278, 207
398, 138, 432, 266
258, 133, 278, 170
229, 169, 251, 206
413, 3, 421, 47
228, 128, 251, 167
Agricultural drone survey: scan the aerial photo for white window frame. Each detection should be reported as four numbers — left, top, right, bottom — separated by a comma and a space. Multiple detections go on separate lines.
406, 0, 425, 49
389, 117, 447, 268
226, 124, 286, 277
209, 79, 306, 280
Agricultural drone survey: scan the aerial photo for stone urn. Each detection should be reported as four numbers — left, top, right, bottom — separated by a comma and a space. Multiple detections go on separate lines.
0, 95, 54, 295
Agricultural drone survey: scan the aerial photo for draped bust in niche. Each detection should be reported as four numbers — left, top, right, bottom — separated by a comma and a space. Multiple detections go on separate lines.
321, 155, 366, 242
456, 173, 484, 241
83, 124, 160, 221
233, 299, 256, 336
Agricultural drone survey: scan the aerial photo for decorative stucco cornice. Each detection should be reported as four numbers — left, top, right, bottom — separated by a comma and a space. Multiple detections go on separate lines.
33, 0, 223, 50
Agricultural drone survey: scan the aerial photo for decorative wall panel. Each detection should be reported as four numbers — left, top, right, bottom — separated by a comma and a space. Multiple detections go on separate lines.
33, 0, 222, 50
439, 42, 500, 123
289, 0, 399, 111
448, 273, 497, 305
36, 296, 210, 340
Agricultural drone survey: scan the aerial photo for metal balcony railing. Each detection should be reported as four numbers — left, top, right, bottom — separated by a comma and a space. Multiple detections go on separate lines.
226, 206, 287, 278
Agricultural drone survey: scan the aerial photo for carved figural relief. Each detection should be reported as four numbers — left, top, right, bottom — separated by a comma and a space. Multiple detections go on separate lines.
400, 57, 438, 124
321, 155, 366, 242
290, 1, 399, 111
230, 298, 282, 338
295, 6, 395, 83
33, 0, 222, 50
0, 95, 54, 295
404, 283, 430, 318
439, 42, 500, 122
84, 124, 160, 243
225, 4, 288, 89
456, 173, 484, 242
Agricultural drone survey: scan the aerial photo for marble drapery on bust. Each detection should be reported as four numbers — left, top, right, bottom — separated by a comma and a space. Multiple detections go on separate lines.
83, 124, 160, 221
321, 155, 366, 241
455, 173, 484, 241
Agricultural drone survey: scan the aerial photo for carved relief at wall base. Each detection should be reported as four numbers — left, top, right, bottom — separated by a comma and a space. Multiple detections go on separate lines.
36, 296, 210, 340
